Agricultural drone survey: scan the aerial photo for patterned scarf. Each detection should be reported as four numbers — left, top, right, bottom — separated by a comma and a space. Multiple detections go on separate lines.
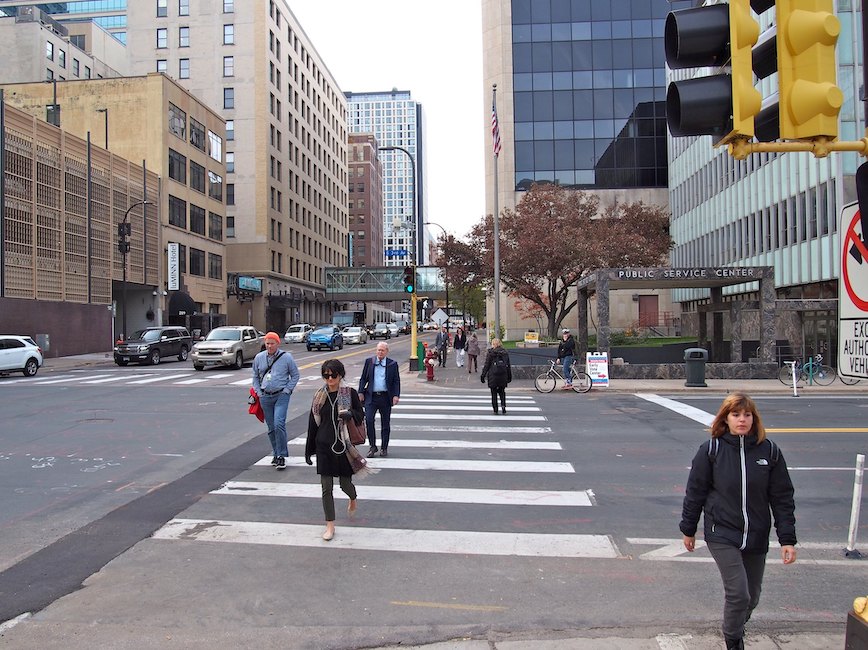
311, 385, 352, 427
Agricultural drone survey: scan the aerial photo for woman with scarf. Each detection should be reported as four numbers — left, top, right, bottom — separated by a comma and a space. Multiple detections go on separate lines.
305, 358, 365, 541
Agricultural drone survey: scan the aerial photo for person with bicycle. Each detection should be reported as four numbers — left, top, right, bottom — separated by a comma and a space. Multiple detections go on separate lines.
556, 328, 576, 389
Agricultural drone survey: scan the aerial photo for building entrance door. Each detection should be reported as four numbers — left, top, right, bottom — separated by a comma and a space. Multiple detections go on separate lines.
803, 310, 837, 367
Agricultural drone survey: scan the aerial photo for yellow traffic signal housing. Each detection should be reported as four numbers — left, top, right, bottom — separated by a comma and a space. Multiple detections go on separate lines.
729, 0, 763, 141
777, 0, 843, 140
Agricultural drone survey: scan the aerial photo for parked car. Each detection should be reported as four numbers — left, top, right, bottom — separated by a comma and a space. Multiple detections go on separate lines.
284, 323, 312, 343
387, 322, 400, 337
191, 326, 264, 371
343, 326, 368, 345
114, 326, 192, 366
370, 322, 391, 340
0, 335, 44, 377
307, 325, 344, 351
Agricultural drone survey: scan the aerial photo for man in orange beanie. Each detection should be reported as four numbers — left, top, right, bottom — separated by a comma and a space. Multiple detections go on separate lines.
252, 331, 300, 470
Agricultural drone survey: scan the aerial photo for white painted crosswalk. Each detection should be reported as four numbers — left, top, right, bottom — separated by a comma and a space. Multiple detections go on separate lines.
152, 391, 623, 559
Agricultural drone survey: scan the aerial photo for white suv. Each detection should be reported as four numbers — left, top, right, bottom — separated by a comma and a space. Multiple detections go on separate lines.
191, 326, 264, 371
0, 335, 44, 377
284, 323, 312, 343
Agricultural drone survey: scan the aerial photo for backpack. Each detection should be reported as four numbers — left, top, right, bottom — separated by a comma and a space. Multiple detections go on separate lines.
491, 354, 508, 376
707, 437, 779, 466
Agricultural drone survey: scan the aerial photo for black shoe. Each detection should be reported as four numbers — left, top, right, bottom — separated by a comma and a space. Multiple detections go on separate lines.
276, 456, 286, 470
501, 409, 507, 415
367, 445, 379, 458
380, 448, 388, 457
724, 638, 744, 650
271, 456, 279, 466
493, 409, 498, 415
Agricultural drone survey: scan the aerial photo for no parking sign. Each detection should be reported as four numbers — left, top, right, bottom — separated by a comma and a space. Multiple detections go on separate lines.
839, 201, 868, 380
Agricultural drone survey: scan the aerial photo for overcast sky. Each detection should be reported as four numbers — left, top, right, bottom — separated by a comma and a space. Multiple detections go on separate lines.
288, 0, 486, 238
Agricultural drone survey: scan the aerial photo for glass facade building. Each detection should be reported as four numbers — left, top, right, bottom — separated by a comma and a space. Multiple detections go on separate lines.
510, 0, 692, 191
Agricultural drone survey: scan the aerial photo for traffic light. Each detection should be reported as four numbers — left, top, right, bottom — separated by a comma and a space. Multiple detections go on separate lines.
775, 0, 842, 141
402, 265, 415, 294
117, 222, 131, 255
665, 0, 762, 146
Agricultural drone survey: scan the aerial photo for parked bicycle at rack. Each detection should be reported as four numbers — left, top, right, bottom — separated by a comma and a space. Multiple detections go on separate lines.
778, 354, 836, 386
534, 358, 592, 393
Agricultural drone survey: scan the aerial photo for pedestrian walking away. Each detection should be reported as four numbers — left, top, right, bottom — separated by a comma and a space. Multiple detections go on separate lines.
305, 359, 364, 541
680, 392, 797, 650
557, 328, 576, 388
453, 326, 467, 367
434, 325, 450, 367
480, 338, 512, 415
358, 341, 401, 458
251, 331, 300, 470
466, 331, 481, 373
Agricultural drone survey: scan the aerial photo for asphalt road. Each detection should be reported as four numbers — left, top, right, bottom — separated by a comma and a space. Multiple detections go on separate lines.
0, 356, 865, 647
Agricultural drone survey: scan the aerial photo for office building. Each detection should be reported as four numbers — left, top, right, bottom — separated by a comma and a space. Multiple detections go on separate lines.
348, 133, 383, 268
346, 89, 426, 266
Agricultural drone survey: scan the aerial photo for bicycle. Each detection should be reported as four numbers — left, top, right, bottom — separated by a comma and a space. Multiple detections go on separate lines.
534, 359, 592, 393
778, 354, 836, 386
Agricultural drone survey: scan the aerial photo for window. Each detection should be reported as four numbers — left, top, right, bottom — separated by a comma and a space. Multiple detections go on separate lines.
208, 253, 223, 280
189, 248, 205, 277
72, 59, 80, 76
157, 0, 167, 17
168, 149, 187, 183
157, 28, 167, 48
209, 211, 223, 240
226, 184, 235, 206
179, 26, 189, 47
46, 68, 54, 81
208, 131, 223, 162
84, 66, 91, 79
223, 55, 234, 77
168, 102, 186, 139
179, 58, 190, 78
169, 195, 187, 228
156, 59, 167, 73
223, 24, 235, 45
208, 171, 223, 201
45, 41, 54, 60
226, 119, 234, 140
190, 204, 206, 235
189, 118, 206, 151
224, 0, 234, 12
58, 50, 66, 69
227, 216, 235, 238
226, 151, 234, 173
223, 87, 234, 109
179, 0, 189, 16
190, 161, 205, 193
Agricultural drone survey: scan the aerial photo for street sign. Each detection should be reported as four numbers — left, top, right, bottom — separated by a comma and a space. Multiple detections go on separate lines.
431, 308, 448, 326
838, 201, 868, 380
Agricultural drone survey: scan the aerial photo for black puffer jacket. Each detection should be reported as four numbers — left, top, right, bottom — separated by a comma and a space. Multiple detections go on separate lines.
680, 432, 796, 554
480, 347, 512, 389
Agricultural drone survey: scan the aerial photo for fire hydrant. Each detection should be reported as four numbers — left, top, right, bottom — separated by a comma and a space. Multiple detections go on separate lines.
424, 344, 437, 381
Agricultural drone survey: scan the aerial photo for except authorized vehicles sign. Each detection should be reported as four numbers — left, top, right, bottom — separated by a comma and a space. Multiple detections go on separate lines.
839, 202, 868, 380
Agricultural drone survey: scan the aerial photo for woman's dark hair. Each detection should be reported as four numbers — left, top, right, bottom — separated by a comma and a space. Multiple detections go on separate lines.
321, 358, 345, 378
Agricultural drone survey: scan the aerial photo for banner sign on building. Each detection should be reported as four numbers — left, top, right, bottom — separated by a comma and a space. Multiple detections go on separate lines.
167, 242, 179, 291
586, 351, 610, 388
237, 276, 262, 292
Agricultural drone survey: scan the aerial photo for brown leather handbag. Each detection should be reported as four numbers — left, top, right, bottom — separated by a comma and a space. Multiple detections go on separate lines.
345, 417, 367, 446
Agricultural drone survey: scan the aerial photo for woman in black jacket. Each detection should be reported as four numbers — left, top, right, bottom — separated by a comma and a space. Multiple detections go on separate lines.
480, 338, 512, 414
680, 392, 797, 650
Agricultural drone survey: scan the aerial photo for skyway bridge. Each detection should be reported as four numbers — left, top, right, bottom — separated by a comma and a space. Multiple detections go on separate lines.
325, 266, 448, 301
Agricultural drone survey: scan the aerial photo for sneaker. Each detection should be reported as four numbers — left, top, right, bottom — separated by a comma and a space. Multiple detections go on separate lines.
367, 445, 379, 458
271, 456, 279, 466
380, 448, 389, 457
276, 456, 286, 470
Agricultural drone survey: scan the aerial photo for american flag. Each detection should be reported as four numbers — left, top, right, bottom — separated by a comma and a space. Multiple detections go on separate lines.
491, 101, 502, 156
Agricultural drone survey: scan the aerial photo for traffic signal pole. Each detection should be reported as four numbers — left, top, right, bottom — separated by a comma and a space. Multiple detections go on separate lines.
410, 292, 419, 372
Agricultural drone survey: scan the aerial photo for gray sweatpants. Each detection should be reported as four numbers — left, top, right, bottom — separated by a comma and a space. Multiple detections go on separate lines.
707, 541, 767, 640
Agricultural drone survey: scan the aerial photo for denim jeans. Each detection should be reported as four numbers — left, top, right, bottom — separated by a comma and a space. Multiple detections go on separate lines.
562, 355, 574, 384
707, 541, 767, 640
260, 391, 290, 457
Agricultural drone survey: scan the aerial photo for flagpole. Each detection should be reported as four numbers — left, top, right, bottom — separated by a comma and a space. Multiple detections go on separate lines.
492, 84, 501, 339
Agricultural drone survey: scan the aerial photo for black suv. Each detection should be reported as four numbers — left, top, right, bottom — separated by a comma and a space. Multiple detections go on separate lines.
114, 326, 192, 366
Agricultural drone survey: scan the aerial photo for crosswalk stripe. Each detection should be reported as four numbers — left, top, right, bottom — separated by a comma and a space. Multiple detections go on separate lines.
82, 374, 147, 384
215, 481, 592, 506
254, 456, 573, 473
127, 373, 192, 384
393, 404, 539, 412
397, 425, 553, 434
31, 374, 112, 385
393, 413, 546, 421
7, 374, 76, 384
230, 378, 252, 386
401, 394, 534, 401
153, 518, 619, 558
287, 438, 561, 450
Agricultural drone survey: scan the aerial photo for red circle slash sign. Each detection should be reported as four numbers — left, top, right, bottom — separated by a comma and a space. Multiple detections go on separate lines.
843, 209, 868, 312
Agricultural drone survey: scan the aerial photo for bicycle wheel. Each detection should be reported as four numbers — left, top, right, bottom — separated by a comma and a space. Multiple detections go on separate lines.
570, 370, 592, 393
534, 372, 556, 393
811, 364, 836, 386
839, 373, 862, 385
778, 365, 804, 386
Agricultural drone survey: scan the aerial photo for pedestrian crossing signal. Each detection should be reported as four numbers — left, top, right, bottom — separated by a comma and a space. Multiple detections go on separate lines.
402, 266, 415, 294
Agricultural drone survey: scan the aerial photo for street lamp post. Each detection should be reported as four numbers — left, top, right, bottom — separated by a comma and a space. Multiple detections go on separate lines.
44, 78, 59, 126
118, 200, 153, 341
379, 145, 419, 371
96, 108, 108, 149
424, 221, 450, 331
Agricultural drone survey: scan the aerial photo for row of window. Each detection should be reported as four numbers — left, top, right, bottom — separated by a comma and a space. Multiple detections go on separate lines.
167, 241, 223, 280
167, 195, 224, 242
167, 103, 223, 163
45, 42, 93, 80
510, 0, 688, 24
168, 149, 224, 201
156, 24, 233, 48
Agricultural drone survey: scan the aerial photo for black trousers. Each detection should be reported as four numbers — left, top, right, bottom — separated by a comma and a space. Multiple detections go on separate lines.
365, 393, 392, 449
489, 386, 506, 412
321, 475, 356, 522
707, 541, 767, 640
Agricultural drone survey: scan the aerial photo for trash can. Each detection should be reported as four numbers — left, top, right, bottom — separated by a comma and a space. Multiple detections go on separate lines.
684, 347, 708, 387
416, 341, 426, 372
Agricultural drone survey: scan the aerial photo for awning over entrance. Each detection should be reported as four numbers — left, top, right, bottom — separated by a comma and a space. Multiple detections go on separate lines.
168, 290, 197, 316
